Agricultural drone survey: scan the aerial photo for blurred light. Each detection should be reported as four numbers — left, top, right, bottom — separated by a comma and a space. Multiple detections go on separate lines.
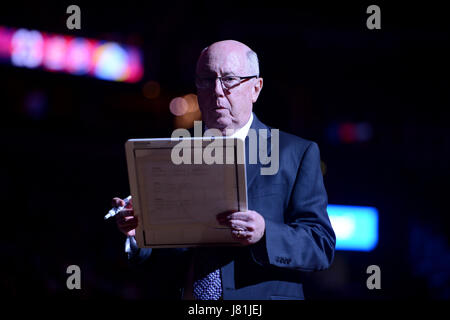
11, 28, 44, 68
170, 97, 189, 116
171, 94, 201, 129
94, 42, 128, 81
182, 93, 199, 113
43, 35, 67, 71
328, 204, 378, 251
173, 109, 202, 129
0, 27, 13, 59
0, 25, 143, 82
356, 122, 373, 141
65, 38, 93, 75
339, 123, 357, 143
327, 122, 373, 144
142, 81, 160, 99
123, 48, 144, 83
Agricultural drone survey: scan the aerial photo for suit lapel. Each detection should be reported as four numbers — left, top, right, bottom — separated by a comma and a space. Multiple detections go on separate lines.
245, 114, 271, 191
245, 138, 259, 192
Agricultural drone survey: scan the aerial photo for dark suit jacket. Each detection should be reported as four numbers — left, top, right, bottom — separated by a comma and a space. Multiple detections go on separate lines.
128, 114, 336, 300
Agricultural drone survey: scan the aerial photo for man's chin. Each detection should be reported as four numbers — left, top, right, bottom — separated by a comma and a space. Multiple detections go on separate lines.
209, 117, 232, 131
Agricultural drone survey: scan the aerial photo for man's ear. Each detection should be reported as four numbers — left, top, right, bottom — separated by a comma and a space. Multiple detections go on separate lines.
251, 77, 263, 103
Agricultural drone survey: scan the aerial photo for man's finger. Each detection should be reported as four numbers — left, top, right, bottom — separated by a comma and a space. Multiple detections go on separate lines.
217, 217, 242, 227
234, 212, 253, 220
216, 210, 237, 221
120, 220, 138, 229
216, 212, 244, 223
125, 197, 133, 208
112, 197, 125, 207
118, 215, 136, 224
229, 220, 252, 231
231, 229, 251, 240
226, 212, 251, 222
217, 216, 252, 231
119, 220, 136, 227
117, 208, 134, 217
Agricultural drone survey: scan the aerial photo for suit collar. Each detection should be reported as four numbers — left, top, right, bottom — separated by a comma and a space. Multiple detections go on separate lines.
249, 113, 271, 138
245, 113, 271, 189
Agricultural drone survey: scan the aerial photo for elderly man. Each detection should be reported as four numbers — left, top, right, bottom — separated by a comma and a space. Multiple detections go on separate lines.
113, 40, 335, 300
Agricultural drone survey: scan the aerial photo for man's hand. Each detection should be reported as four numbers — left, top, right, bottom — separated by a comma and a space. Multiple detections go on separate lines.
216, 210, 265, 245
112, 197, 138, 237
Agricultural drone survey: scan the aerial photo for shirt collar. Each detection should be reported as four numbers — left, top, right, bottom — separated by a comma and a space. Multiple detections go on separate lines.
204, 112, 254, 140
227, 112, 254, 140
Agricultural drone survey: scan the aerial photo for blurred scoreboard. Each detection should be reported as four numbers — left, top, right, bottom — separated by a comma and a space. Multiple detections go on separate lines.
328, 204, 379, 251
0, 26, 143, 82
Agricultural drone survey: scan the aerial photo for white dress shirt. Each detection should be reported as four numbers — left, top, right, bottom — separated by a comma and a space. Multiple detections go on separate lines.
204, 112, 254, 140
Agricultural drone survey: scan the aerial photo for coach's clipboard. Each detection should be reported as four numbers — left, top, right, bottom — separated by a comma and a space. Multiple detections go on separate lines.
125, 137, 247, 248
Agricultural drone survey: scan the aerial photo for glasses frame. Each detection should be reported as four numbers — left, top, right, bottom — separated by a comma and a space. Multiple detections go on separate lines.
195, 75, 258, 90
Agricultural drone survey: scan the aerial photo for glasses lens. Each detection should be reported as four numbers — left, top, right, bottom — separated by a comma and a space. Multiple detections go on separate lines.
196, 76, 247, 89
221, 76, 240, 89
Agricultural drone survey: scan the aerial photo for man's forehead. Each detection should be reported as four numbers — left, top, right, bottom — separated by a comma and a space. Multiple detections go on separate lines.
197, 50, 247, 74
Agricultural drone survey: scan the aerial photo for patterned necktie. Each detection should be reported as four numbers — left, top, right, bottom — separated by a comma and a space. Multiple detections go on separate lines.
191, 247, 223, 300
193, 268, 222, 300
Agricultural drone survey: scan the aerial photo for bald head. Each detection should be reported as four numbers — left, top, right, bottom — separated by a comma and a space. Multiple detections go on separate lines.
195, 40, 263, 134
196, 40, 259, 77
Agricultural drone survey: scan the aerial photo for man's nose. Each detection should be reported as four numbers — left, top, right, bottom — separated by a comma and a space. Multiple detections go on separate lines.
214, 78, 225, 97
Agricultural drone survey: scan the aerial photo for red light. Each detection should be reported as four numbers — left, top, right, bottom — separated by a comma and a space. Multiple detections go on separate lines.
339, 123, 357, 143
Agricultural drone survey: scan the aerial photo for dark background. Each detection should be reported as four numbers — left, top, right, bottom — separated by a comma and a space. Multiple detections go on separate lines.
1, 1, 449, 300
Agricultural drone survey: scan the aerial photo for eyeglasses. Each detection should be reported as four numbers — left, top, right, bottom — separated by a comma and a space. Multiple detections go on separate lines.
195, 75, 258, 90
